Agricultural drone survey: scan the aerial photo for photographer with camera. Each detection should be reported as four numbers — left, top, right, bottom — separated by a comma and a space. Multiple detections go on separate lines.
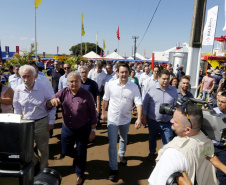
148, 102, 218, 185
212, 91, 226, 184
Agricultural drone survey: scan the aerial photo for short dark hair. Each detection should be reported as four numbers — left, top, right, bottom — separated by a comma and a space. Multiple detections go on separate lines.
153, 66, 160, 71
96, 61, 103, 68
106, 64, 113, 69
221, 91, 226, 97
159, 69, 170, 77
117, 62, 130, 72
180, 75, 190, 82
177, 103, 203, 130
28, 61, 37, 67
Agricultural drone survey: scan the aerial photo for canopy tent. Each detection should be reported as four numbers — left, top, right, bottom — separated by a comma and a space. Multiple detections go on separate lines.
127, 53, 146, 60
105, 52, 124, 60
83, 51, 102, 59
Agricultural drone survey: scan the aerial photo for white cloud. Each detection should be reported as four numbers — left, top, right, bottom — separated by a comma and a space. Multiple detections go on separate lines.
20, 37, 29, 41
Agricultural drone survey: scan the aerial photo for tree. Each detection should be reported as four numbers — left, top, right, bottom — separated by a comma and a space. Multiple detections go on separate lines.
69, 42, 103, 56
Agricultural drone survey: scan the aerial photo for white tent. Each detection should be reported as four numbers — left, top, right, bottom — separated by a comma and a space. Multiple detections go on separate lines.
83, 51, 102, 59
127, 53, 146, 60
127, 56, 134, 60
105, 52, 124, 59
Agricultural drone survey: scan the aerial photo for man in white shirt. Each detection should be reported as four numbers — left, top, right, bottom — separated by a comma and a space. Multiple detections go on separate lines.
148, 103, 218, 185
101, 63, 142, 182
135, 65, 143, 80
139, 66, 152, 94
58, 63, 71, 91
8, 64, 21, 91
13, 65, 56, 171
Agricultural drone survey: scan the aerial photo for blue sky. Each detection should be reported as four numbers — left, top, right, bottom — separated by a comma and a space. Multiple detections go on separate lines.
1, 0, 226, 57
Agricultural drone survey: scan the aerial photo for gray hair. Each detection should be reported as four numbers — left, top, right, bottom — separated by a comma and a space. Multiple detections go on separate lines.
19, 65, 36, 77
79, 66, 88, 72
67, 71, 81, 80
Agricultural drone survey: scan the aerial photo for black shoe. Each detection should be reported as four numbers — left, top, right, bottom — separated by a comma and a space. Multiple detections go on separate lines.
147, 153, 157, 162
109, 170, 118, 182
119, 156, 127, 166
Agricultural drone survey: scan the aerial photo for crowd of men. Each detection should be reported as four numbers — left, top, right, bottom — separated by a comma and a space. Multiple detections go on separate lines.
1, 59, 226, 185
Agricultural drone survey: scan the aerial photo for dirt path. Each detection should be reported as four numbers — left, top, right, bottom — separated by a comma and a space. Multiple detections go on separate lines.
48, 112, 161, 185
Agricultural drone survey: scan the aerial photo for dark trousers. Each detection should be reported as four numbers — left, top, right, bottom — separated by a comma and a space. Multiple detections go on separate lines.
61, 124, 90, 177
214, 146, 226, 185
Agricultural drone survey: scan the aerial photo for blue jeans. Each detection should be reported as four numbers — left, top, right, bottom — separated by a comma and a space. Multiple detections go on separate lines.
61, 124, 90, 177
203, 90, 213, 101
147, 118, 173, 154
107, 121, 130, 170
214, 146, 226, 185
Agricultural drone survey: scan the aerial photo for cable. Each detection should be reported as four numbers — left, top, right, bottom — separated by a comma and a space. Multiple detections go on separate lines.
137, 0, 162, 48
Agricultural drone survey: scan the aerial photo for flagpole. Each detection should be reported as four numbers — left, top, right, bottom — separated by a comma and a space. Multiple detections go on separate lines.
118, 40, 119, 58
96, 31, 97, 58
81, 14, 82, 56
34, 6, 37, 62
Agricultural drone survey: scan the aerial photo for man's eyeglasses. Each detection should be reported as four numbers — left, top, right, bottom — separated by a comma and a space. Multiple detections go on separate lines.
181, 101, 192, 129
64, 67, 71, 70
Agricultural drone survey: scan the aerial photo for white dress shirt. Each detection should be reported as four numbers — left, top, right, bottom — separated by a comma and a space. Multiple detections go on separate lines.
8, 74, 22, 91
103, 79, 142, 125
139, 72, 152, 87
89, 69, 107, 90
142, 75, 158, 97
135, 70, 143, 80
58, 74, 69, 91
13, 81, 56, 125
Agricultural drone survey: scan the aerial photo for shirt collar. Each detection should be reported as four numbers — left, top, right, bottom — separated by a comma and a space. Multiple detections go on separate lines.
214, 107, 223, 114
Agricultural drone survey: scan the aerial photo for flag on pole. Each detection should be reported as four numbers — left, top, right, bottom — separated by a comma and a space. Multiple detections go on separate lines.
57, 46, 59, 54
85, 43, 87, 53
16, 46, 19, 54
34, 0, 43, 9
96, 31, 98, 45
81, 13, 85, 36
202, 5, 219, 46
116, 26, 120, 40
103, 39, 106, 50
223, 0, 226, 31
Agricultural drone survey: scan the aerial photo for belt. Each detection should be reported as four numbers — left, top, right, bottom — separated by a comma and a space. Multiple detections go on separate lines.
35, 116, 47, 122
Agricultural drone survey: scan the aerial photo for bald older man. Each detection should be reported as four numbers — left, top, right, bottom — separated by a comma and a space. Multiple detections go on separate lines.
46, 71, 97, 184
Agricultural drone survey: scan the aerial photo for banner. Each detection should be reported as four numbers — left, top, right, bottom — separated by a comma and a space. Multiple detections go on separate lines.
223, 0, 226, 31
43, 52, 45, 58
81, 13, 85, 36
16, 46, 19, 54
57, 46, 59, 54
202, 5, 218, 46
34, 0, 42, 9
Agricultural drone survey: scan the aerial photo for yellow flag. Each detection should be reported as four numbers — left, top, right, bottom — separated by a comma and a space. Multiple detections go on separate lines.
81, 13, 85, 36
103, 39, 106, 50
33, 0, 42, 9
85, 42, 87, 52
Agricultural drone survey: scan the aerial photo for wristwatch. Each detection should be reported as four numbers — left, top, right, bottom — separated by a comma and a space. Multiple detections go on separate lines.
91, 128, 96, 133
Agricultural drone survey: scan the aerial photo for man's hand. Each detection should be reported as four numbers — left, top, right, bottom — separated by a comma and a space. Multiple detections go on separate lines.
177, 172, 192, 185
208, 90, 212, 94
89, 131, 96, 142
135, 118, 142, 129
208, 97, 213, 104
50, 98, 61, 107
142, 116, 147, 127
47, 124, 54, 132
101, 112, 107, 122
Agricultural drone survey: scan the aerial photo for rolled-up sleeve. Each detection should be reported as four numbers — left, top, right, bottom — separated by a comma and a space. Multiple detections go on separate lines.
134, 86, 142, 106
45, 88, 56, 125
13, 89, 22, 115
103, 81, 111, 101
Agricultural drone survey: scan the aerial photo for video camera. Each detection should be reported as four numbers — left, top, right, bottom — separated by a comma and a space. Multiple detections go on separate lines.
159, 98, 226, 143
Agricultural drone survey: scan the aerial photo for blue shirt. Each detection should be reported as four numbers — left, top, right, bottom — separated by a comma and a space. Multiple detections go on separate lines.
58, 74, 69, 91
81, 78, 100, 102
142, 82, 178, 122
177, 89, 194, 99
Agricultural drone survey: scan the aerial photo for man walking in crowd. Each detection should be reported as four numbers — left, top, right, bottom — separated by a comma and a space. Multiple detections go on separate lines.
177, 75, 193, 99
46, 71, 97, 185
176, 67, 185, 81
142, 65, 160, 96
148, 103, 218, 185
105, 64, 115, 84
202, 69, 215, 101
135, 64, 143, 81
58, 63, 71, 91
52, 60, 65, 93
101, 63, 142, 182
142, 69, 178, 161
169, 67, 175, 81
213, 91, 226, 184
13, 65, 56, 170
139, 65, 152, 90
8, 64, 21, 91
80, 66, 101, 115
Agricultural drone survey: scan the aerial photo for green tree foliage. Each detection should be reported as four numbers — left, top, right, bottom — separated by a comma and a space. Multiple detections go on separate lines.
69, 42, 103, 56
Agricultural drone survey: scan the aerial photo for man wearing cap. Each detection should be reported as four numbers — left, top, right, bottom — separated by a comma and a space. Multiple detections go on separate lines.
213, 69, 222, 93
202, 69, 215, 101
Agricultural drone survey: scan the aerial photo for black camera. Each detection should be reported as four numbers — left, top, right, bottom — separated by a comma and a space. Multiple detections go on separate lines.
159, 98, 226, 143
